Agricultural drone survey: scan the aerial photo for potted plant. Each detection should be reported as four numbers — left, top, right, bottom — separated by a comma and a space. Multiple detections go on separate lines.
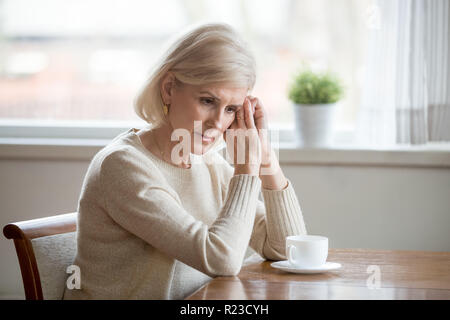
288, 69, 344, 147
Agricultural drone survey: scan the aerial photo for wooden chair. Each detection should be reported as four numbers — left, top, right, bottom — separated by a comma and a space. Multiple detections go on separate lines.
3, 212, 77, 300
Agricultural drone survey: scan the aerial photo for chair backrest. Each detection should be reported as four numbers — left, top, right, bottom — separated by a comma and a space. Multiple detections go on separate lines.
3, 212, 77, 300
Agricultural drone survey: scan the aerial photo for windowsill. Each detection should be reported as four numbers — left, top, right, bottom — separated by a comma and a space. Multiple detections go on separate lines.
277, 142, 450, 168
0, 137, 449, 168
1, 118, 449, 167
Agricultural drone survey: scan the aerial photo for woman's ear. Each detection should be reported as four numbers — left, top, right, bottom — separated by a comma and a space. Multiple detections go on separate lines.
160, 72, 177, 105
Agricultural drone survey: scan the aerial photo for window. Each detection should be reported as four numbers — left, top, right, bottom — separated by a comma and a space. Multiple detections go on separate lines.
0, 0, 371, 137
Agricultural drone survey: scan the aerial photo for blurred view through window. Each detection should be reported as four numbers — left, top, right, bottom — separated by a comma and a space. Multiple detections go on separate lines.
0, 0, 371, 130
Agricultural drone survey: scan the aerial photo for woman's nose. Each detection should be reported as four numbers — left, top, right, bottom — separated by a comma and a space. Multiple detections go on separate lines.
208, 108, 227, 131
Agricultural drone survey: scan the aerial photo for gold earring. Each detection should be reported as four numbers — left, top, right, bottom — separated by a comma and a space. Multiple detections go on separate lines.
163, 105, 169, 115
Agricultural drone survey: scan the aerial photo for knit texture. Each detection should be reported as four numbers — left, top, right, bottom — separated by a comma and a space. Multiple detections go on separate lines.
63, 128, 307, 300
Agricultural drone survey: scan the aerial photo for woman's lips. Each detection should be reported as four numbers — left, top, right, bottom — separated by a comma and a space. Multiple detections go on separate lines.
195, 132, 215, 143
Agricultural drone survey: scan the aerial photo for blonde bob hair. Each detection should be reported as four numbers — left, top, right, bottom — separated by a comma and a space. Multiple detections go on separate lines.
134, 22, 256, 130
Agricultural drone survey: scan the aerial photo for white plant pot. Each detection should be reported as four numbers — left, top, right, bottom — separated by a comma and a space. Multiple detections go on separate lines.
293, 103, 337, 147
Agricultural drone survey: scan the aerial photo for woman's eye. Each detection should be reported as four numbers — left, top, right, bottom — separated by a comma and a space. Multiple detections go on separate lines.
200, 98, 235, 113
201, 98, 214, 105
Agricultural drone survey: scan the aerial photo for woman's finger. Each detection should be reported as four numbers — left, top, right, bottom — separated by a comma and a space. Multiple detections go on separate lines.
235, 98, 246, 129
244, 96, 256, 129
248, 96, 256, 113
223, 118, 236, 141
250, 97, 268, 130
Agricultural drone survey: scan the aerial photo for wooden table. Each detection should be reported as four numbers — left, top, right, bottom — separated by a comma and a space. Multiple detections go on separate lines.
186, 248, 450, 300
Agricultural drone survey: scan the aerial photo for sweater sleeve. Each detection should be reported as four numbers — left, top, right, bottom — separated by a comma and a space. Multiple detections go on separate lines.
99, 149, 261, 277
214, 151, 307, 261
249, 181, 308, 260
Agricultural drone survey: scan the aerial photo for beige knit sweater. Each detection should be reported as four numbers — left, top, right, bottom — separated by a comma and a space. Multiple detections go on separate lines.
62, 127, 307, 300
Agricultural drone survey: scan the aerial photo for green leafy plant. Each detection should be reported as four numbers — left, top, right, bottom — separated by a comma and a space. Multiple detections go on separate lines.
288, 69, 344, 105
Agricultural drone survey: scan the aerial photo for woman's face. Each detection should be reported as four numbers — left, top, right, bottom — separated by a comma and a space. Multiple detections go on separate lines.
162, 74, 248, 155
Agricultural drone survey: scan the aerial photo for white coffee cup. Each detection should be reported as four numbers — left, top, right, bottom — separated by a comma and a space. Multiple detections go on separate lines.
286, 235, 328, 268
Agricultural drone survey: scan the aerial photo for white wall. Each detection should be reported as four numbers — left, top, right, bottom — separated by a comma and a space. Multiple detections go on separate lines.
282, 165, 450, 251
1, 155, 449, 298
1, 159, 88, 299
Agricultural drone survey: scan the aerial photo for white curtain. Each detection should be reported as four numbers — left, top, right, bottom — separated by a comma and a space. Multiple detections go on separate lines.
356, 0, 450, 147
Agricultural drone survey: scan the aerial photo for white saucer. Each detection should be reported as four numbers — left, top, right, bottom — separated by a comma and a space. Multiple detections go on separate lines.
271, 260, 342, 274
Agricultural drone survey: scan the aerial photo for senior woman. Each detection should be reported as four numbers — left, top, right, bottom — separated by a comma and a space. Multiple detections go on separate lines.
63, 23, 307, 300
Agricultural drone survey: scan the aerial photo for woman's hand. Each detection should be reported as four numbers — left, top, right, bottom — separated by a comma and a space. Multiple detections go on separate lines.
247, 96, 287, 189
246, 96, 272, 168
223, 94, 287, 189
223, 97, 262, 176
